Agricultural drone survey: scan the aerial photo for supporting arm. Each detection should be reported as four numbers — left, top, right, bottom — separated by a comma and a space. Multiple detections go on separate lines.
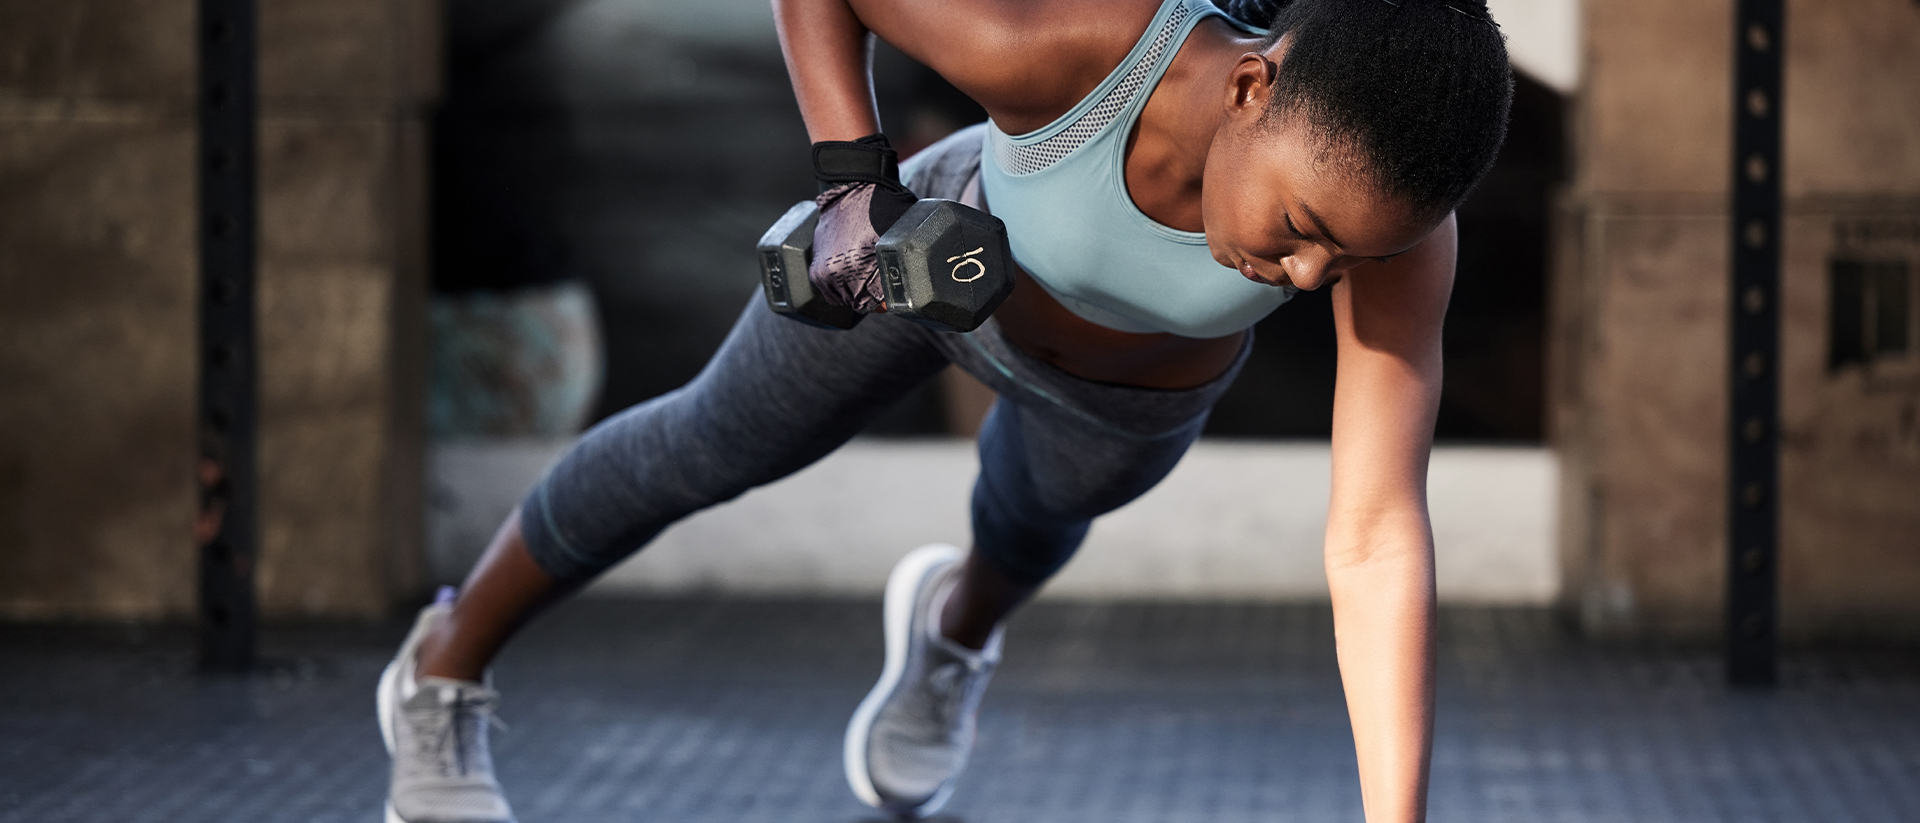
1323, 215, 1457, 823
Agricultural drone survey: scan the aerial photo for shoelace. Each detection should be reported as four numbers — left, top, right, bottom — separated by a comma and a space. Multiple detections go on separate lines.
410, 688, 504, 778
923, 653, 992, 732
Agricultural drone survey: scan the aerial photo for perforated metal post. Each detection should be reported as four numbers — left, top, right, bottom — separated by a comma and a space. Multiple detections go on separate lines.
197, 0, 259, 672
1728, 0, 1783, 687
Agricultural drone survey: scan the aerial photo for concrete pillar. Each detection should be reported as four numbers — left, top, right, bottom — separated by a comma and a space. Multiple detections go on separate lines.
0, 1, 437, 620
1553, 0, 1920, 637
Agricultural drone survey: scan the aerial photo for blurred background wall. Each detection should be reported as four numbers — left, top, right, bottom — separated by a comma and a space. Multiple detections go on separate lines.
1553, 0, 1920, 639
0, 0, 1914, 635
0, 4, 199, 619
0, 1, 436, 620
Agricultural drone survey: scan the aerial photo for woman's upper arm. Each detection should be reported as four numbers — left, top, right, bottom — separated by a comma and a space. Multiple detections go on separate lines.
845, 0, 1158, 125
1325, 215, 1456, 556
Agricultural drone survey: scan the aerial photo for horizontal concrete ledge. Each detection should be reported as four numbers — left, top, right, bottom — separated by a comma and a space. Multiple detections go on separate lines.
427, 439, 1558, 605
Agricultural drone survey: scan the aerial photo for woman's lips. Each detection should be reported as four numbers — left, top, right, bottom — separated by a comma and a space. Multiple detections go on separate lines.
1237, 257, 1289, 288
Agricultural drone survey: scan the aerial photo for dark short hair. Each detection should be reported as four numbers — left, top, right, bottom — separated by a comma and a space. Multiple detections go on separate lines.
1221, 0, 1514, 214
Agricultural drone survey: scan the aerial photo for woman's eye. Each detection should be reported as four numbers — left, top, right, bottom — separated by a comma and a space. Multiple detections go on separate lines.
1283, 213, 1307, 240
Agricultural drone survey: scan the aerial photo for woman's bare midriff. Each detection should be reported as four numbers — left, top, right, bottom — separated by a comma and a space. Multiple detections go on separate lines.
992, 265, 1247, 391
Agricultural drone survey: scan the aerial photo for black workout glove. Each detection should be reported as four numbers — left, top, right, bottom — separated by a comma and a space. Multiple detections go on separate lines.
809, 133, 918, 313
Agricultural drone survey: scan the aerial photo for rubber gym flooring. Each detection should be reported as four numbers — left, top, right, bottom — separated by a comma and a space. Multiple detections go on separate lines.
3, 598, 1917, 823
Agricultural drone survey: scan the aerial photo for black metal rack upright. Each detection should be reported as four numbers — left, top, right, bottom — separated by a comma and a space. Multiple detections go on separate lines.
197, 0, 259, 673
1727, 0, 1784, 687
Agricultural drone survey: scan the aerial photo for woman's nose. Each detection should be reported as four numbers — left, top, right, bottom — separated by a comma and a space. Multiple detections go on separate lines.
1283, 249, 1334, 290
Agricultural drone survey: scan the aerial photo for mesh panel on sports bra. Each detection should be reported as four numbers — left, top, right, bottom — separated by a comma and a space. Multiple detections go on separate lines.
990, 1, 1193, 176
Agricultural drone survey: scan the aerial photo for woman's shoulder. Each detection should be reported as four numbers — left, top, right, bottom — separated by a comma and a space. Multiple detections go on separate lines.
863, 0, 1165, 131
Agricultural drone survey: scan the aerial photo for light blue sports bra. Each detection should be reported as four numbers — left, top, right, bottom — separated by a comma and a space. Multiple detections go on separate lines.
979, 0, 1293, 339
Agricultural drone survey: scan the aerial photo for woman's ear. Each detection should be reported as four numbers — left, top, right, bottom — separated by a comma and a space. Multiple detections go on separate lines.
1226, 53, 1274, 115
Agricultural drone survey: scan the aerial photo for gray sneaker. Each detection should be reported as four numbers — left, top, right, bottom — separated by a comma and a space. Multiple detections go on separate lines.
377, 598, 516, 823
844, 544, 1004, 818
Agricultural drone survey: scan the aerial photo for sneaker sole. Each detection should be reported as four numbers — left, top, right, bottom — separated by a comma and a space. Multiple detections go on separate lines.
378, 606, 442, 756
843, 543, 964, 818
378, 617, 411, 822
377, 657, 402, 754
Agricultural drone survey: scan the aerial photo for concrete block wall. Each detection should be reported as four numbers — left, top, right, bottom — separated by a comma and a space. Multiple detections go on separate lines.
252, 0, 436, 618
0, 2, 200, 619
0, 1, 437, 620
1554, 0, 1920, 637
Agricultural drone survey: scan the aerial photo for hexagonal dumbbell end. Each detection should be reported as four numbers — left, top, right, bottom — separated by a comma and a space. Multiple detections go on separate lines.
756, 200, 862, 331
875, 199, 1014, 333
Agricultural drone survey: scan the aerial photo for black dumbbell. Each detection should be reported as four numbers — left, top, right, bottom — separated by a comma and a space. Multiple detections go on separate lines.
757, 202, 861, 330
756, 198, 1014, 333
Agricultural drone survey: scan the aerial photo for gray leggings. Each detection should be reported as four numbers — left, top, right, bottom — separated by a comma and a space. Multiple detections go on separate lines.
518, 127, 1250, 585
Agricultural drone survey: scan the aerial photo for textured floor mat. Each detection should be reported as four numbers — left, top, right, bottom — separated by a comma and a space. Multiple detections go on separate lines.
2, 599, 1916, 823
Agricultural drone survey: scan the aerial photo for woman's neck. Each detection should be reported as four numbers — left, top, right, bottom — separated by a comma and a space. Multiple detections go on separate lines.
1126, 17, 1256, 232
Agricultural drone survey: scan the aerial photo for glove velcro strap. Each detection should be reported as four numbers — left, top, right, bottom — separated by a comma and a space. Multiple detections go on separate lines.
812, 134, 906, 195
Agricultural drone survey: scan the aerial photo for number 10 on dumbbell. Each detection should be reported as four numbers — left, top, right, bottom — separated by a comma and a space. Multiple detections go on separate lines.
757, 198, 1014, 333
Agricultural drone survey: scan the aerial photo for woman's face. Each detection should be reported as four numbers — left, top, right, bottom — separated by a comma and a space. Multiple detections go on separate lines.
1201, 59, 1438, 291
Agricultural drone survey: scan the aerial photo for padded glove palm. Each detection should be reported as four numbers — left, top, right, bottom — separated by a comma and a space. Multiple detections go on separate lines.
808, 134, 919, 313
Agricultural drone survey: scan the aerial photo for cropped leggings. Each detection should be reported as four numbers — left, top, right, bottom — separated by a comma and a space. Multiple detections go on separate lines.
517, 126, 1249, 586
520, 295, 1248, 585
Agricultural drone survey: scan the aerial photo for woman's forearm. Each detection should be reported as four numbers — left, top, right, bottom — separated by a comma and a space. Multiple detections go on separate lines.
1325, 519, 1435, 823
772, 0, 881, 141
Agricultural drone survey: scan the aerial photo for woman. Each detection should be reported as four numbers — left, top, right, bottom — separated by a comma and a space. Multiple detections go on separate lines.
377, 1, 1511, 821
